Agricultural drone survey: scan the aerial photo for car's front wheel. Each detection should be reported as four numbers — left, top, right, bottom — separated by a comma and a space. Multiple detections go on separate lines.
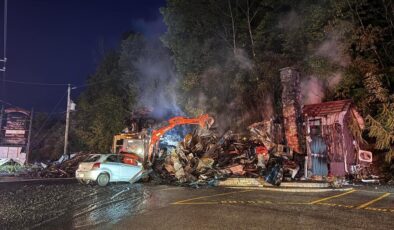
97, 173, 110, 186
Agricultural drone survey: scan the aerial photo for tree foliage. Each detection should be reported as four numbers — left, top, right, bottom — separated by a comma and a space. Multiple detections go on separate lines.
30, 113, 65, 161
161, 0, 340, 130
366, 104, 394, 162
73, 51, 135, 153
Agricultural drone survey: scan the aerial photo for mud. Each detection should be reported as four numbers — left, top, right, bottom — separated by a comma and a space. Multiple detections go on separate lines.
0, 183, 150, 230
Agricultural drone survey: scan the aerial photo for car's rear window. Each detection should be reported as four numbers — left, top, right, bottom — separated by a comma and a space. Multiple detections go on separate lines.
83, 155, 101, 162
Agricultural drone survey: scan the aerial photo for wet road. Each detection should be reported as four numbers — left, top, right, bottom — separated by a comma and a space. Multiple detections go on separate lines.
0, 182, 150, 229
1, 182, 393, 229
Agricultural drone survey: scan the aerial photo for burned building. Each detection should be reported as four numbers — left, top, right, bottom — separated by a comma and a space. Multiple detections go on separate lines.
279, 67, 368, 179
302, 100, 366, 177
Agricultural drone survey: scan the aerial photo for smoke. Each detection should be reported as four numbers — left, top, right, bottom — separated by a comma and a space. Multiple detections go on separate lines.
315, 33, 350, 67
300, 31, 349, 104
327, 72, 343, 89
191, 48, 264, 133
278, 10, 301, 31
301, 76, 325, 104
234, 49, 254, 71
119, 17, 182, 119
301, 72, 343, 105
132, 49, 183, 118
130, 17, 167, 40
262, 96, 274, 118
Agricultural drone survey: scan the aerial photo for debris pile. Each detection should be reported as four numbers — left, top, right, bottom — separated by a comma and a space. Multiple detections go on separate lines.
151, 122, 297, 186
27, 152, 92, 178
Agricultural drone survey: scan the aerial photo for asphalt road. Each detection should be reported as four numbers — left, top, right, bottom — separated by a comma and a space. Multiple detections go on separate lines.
1, 182, 393, 230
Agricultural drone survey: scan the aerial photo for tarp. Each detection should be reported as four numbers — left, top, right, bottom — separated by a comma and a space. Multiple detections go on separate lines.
0, 147, 26, 164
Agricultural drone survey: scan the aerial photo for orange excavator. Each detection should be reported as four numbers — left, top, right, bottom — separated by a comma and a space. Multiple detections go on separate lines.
112, 114, 214, 167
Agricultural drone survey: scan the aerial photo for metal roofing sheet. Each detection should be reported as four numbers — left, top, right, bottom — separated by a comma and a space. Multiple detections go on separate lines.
302, 100, 352, 117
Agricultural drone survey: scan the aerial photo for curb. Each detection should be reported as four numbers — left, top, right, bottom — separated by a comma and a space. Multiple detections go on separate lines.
218, 178, 330, 188
0, 178, 77, 187
227, 186, 354, 193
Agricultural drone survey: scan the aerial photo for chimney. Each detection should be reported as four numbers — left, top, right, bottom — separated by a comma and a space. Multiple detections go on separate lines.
280, 67, 303, 153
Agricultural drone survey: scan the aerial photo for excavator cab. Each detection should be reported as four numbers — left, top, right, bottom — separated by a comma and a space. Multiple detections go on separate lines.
112, 133, 147, 161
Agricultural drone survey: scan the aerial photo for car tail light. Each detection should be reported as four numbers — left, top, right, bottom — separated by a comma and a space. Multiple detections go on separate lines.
92, 162, 100, 169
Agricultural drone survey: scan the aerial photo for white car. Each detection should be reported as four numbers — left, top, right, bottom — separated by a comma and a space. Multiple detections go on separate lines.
76, 154, 143, 186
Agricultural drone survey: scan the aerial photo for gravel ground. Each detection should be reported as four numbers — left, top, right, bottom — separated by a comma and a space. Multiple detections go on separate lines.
0, 183, 150, 230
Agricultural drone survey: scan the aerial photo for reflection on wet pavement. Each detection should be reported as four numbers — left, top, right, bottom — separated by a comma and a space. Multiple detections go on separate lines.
29, 183, 152, 230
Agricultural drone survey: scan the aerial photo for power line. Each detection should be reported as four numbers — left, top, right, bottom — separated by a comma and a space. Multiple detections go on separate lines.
3, 0, 6, 63
3, 79, 70, 86
1, 0, 7, 99
0, 0, 7, 69
32, 90, 67, 142
73, 78, 115, 89
3, 77, 116, 88
0, 98, 26, 110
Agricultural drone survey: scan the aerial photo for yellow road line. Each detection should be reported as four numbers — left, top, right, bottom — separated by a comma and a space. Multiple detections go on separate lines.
159, 187, 182, 191
278, 202, 310, 205
309, 190, 356, 204
356, 193, 391, 209
172, 189, 253, 205
317, 202, 354, 209
175, 201, 219, 205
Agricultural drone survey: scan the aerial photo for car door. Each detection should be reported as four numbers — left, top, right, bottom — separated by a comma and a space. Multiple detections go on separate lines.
102, 155, 122, 181
118, 155, 143, 182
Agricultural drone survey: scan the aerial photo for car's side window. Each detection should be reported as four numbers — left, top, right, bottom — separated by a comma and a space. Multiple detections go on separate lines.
105, 155, 120, 163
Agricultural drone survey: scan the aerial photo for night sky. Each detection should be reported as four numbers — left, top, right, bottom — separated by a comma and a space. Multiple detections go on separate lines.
0, 0, 166, 112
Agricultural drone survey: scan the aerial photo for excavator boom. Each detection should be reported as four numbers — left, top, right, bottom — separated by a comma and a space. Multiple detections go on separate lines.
148, 114, 214, 162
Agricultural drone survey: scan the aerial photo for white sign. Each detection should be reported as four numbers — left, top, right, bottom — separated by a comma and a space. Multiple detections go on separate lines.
5, 130, 26, 135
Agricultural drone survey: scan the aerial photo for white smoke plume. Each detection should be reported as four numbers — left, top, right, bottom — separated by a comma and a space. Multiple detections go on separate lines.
301, 72, 344, 105
327, 72, 343, 89
121, 17, 182, 119
132, 47, 183, 118
301, 76, 325, 104
234, 48, 254, 70
278, 10, 301, 31
315, 33, 350, 67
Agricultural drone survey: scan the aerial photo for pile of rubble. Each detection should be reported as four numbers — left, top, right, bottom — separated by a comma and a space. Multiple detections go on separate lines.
26, 152, 93, 178
151, 122, 297, 186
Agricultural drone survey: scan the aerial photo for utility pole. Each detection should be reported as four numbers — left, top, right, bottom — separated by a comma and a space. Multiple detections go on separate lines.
64, 84, 71, 157
26, 108, 33, 164
0, 105, 3, 145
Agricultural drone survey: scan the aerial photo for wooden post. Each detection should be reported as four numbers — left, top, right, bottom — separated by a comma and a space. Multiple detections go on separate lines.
25, 108, 34, 164
64, 84, 71, 157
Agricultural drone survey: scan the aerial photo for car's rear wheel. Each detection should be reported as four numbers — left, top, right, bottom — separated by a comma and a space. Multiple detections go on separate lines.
97, 173, 110, 186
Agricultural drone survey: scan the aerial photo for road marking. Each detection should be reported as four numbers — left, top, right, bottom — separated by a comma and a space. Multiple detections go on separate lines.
159, 187, 182, 191
172, 190, 253, 205
317, 202, 354, 209
309, 189, 356, 204
356, 192, 391, 209
278, 202, 310, 205
172, 189, 394, 215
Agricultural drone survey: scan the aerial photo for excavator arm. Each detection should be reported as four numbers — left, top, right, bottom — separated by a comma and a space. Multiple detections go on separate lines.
147, 114, 214, 162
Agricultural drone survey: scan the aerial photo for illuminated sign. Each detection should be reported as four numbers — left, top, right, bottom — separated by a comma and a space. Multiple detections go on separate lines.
5, 130, 26, 135
1, 108, 30, 145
